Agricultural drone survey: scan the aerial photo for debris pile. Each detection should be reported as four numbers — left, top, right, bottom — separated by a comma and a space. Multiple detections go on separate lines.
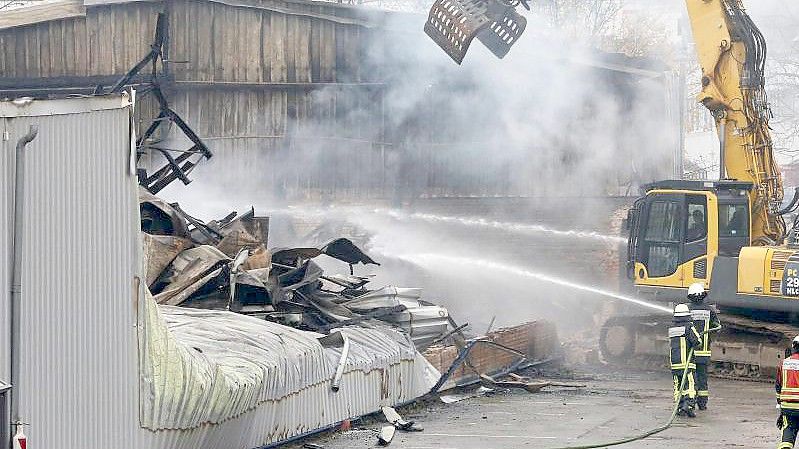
139, 189, 450, 347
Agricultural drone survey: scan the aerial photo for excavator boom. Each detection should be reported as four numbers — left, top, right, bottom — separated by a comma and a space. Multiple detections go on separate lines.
686, 0, 784, 244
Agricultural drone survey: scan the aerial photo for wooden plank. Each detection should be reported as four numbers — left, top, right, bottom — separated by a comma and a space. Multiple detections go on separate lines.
347, 25, 359, 82
246, 10, 262, 82
184, 1, 198, 79
120, 6, 134, 75
39, 22, 51, 77
222, 88, 234, 137
48, 21, 62, 77
320, 10, 335, 82
310, 16, 320, 82
285, 14, 296, 82
294, 16, 311, 83
63, 19, 76, 76
334, 23, 344, 83
100, 7, 114, 74
223, 5, 237, 81
13, 30, 25, 78
269, 10, 287, 82
212, 2, 225, 81
259, 10, 271, 82
0, 34, 7, 76
196, 0, 213, 82
236, 90, 248, 135
170, 1, 192, 81
74, 17, 88, 76
26, 26, 41, 78
244, 89, 262, 135
86, 8, 100, 74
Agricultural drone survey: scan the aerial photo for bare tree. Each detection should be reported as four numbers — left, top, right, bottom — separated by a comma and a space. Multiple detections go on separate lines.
769, 57, 799, 157
535, 0, 623, 41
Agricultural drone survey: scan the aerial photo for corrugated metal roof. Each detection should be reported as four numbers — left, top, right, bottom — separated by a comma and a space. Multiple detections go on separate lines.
135, 295, 437, 444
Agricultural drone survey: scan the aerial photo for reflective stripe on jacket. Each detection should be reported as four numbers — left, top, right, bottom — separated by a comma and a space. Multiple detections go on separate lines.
690, 303, 720, 360
669, 320, 701, 370
778, 354, 799, 410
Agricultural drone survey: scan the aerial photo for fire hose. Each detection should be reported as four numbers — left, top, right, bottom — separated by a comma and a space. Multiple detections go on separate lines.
430, 326, 721, 449
544, 324, 722, 449
543, 347, 694, 449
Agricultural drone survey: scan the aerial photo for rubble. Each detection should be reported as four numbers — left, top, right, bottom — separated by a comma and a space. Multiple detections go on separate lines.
139, 190, 453, 348
423, 321, 560, 390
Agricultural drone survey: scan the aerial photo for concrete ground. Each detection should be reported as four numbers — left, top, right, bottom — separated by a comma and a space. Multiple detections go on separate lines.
291, 368, 776, 449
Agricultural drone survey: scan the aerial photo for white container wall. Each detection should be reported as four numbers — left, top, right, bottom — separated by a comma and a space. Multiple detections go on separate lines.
0, 95, 142, 447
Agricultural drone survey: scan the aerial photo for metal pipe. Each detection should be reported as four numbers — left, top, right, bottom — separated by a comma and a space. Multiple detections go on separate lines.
331, 334, 350, 392
10, 125, 39, 430
719, 117, 727, 180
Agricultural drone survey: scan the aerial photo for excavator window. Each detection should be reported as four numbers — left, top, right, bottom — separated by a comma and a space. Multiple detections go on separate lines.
686, 198, 707, 242
720, 204, 748, 237
643, 200, 681, 277
718, 202, 750, 256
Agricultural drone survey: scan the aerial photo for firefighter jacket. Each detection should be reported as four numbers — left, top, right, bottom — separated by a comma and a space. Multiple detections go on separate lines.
777, 353, 799, 412
690, 302, 721, 362
669, 316, 701, 370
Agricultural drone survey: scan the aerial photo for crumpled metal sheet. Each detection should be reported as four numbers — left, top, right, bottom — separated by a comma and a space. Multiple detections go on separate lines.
321, 238, 379, 266
153, 245, 230, 305
344, 286, 425, 311
271, 238, 377, 267
142, 233, 193, 287
344, 286, 449, 347
139, 188, 189, 237
214, 210, 269, 257
137, 293, 439, 431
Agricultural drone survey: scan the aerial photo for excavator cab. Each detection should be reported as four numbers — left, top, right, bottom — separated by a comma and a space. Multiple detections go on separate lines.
627, 180, 751, 290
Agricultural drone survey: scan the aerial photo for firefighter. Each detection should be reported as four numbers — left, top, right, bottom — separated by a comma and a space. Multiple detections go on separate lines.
670, 303, 701, 418
687, 282, 722, 410
777, 336, 799, 449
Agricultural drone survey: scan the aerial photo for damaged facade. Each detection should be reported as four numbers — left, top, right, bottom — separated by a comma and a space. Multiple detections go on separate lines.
0, 95, 559, 448
0, 0, 680, 201
0, 95, 435, 448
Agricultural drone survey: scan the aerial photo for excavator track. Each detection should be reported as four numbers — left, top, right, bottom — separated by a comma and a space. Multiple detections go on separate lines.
599, 313, 796, 382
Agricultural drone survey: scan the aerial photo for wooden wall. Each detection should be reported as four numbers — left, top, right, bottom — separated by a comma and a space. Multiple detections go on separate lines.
0, 0, 387, 83
0, 3, 161, 78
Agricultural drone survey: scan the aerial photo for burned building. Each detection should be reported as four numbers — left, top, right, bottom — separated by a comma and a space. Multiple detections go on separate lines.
0, 0, 680, 202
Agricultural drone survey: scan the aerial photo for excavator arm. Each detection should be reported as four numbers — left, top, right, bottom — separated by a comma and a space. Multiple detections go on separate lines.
424, 0, 786, 243
685, 0, 785, 245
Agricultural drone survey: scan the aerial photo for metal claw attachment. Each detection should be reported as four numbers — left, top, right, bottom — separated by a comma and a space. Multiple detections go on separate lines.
424, 0, 527, 64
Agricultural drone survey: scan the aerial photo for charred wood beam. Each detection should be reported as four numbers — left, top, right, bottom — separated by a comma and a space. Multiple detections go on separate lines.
106, 12, 168, 94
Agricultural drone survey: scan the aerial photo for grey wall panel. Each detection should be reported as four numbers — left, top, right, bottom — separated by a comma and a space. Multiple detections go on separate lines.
0, 95, 141, 449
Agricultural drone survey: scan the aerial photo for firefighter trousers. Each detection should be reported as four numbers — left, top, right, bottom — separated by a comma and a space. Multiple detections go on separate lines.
695, 362, 709, 407
779, 413, 799, 448
672, 367, 696, 410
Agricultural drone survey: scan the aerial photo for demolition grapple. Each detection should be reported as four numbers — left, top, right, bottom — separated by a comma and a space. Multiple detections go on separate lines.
424, 0, 529, 64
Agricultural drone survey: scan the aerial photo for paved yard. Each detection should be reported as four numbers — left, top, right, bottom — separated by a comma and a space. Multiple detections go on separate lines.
291, 368, 776, 449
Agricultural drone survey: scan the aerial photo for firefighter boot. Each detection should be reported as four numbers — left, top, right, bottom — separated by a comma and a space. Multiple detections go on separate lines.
679, 399, 696, 418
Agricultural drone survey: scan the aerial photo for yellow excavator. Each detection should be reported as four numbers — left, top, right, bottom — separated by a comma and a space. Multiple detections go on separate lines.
604, 0, 799, 380
426, 0, 799, 379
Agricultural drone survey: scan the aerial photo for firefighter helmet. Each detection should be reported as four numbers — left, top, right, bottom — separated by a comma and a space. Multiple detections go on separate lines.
687, 282, 707, 301
674, 303, 691, 318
